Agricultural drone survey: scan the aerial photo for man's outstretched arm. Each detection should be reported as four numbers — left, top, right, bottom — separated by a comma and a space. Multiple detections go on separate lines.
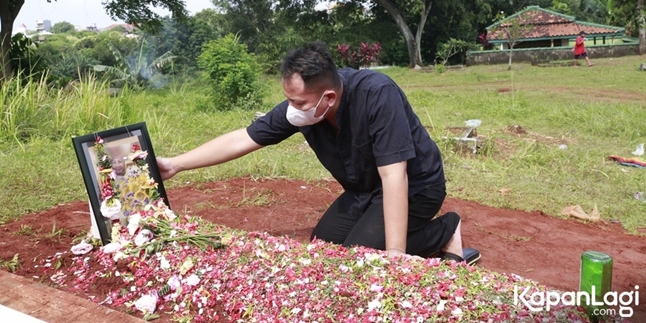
158, 128, 263, 180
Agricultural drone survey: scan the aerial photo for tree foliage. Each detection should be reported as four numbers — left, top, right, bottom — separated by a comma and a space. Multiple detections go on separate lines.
3, 0, 643, 90
435, 38, 476, 65
142, 14, 225, 74
9, 33, 47, 81
102, 0, 188, 33
74, 31, 139, 67
46, 51, 98, 88
493, 11, 532, 70
638, 0, 645, 54
51, 21, 76, 34
93, 38, 176, 90
0, 0, 188, 82
212, 0, 304, 72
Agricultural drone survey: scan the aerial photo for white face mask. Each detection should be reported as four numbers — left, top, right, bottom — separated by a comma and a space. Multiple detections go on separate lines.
286, 92, 329, 127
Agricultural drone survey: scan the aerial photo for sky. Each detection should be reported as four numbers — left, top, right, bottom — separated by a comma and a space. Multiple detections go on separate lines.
15, 0, 216, 30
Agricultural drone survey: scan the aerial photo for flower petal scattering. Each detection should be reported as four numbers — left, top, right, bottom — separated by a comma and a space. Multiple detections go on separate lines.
43, 223, 609, 322
40, 137, 619, 322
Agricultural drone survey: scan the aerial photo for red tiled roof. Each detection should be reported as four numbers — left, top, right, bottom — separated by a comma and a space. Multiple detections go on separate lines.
487, 6, 624, 41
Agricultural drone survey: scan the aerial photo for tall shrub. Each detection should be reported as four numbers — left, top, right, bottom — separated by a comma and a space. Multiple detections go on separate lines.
337, 42, 382, 69
197, 34, 265, 111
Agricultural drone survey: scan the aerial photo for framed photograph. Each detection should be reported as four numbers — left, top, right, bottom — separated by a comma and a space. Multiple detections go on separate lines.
72, 122, 169, 245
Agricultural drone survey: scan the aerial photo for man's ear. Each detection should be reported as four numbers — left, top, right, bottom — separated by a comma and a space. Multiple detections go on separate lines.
325, 90, 338, 107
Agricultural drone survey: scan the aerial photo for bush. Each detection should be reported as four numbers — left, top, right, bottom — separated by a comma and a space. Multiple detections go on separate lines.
336, 42, 382, 69
197, 34, 266, 111
10, 33, 47, 82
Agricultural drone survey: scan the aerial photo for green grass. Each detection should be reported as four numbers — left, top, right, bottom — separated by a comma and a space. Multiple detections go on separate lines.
1, 55, 645, 233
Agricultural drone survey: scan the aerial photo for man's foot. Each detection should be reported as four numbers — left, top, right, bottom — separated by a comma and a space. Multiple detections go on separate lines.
439, 248, 480, 265
588, 64, 595, 67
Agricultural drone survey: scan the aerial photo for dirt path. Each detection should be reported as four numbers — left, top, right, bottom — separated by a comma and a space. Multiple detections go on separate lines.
1, 177, 644, 321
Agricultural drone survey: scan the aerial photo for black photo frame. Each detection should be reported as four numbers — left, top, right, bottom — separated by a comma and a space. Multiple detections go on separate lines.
72, 122, 169, 245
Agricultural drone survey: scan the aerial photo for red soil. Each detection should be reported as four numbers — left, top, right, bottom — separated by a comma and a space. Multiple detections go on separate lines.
1, 176, 644, 321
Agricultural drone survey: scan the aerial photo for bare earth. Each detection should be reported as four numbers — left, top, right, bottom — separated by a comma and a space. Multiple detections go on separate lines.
1, 176, 645, 321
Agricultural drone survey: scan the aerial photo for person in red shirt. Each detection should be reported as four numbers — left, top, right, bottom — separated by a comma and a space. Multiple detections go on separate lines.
574, 31, 594, 67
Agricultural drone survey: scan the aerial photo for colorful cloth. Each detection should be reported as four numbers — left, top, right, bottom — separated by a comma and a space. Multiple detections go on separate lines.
607, 155, 646, 168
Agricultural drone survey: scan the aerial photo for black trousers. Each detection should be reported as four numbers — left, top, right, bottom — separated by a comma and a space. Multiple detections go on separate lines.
310, 183, 460, 258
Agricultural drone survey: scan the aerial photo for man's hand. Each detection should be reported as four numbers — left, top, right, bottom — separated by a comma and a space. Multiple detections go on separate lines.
387, 249, 406, 258
157, 157, 180, 180
387, 249, 424, 261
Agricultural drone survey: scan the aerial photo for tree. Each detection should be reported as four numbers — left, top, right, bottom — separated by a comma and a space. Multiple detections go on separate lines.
421, 0, 496, 66
369, 0, 497, 67
639, 0, 645, 54
435, 38, 473, 65
371, 0, 433, 67
142, 14, 223, 74
9, 33, 46, 81
34, 33, 75, 61
0, 0, 25, 81
74, 31, 139, 66
494, 11, 530, 70
193, 8, 229, 37
505, 21, 524, 70
212, 0, 279, 53
51, 21, 75, 34
0, 0, 188, 82
213, 0, 315, 71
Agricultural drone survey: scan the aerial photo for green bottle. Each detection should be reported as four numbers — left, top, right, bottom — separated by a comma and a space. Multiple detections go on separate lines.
579, 250, 613, 322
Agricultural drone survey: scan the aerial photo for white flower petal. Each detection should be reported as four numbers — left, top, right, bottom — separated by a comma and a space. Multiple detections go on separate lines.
127, 213, 141, 235
159, 254, 171, 270
370, 283, 383, 292
167, 275, 181, 291
102, 242, 122, 254
70, 241, 93, 255
134, 293, 158, 314
185, 274, 200, 286
100, 199, 122, 220
368, 299, 382, 311
437, 300, 448, 312
134, 229, 153, 246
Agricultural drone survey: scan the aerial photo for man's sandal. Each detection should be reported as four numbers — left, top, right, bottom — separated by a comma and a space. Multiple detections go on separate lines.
440, 247, 481, 266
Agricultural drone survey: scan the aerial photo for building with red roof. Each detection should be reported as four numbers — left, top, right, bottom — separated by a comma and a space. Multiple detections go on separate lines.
486, 6, 625, 50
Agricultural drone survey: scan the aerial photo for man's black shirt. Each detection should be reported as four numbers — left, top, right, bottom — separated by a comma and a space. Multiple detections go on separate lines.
247, 68, 445, 198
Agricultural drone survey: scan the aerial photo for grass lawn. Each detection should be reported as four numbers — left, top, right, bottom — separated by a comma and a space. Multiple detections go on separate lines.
1, 55, 644, 322
1, 55, 645, 233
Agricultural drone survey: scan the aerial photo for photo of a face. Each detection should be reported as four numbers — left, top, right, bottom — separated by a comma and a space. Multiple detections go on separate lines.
111, 154, 127, 176
106, 143, 132, 177
88, 137, 140, 187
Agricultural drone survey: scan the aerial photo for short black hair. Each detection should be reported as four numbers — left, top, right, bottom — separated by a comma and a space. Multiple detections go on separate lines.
280, 42, 342, 91
579, 31, 586, 35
